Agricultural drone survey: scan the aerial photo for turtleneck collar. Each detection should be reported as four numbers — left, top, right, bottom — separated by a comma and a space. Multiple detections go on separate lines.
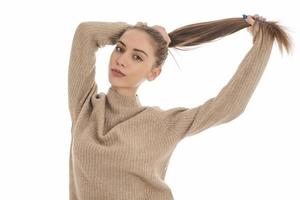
106, 87, 143, 109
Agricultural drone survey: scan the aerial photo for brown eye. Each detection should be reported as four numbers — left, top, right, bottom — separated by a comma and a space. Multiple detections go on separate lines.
115, 46, 122, 52
115, 46, 143, 62
133, 55, 143, 61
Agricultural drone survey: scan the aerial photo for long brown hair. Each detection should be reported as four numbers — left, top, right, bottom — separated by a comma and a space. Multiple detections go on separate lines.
111, 16, 293, 69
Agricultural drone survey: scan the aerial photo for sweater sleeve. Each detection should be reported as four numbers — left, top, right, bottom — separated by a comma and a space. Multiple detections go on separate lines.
68, 21, 130, 125
163, 21, 274, 139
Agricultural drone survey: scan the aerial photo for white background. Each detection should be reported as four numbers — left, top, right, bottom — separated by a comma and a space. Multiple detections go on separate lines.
0, 0, 299, 199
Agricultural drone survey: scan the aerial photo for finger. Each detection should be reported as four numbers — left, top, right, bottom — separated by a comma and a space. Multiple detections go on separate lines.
246, 15, 255, 25
257, 16, 266, 22
254, 14, 259, 18
251, 14, 267, 23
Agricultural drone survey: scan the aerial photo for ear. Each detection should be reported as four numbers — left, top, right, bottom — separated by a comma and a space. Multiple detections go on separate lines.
147, 66, 162, 81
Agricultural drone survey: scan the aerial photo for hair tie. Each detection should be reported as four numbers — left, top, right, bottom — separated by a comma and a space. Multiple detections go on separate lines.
242, 14, 248, 20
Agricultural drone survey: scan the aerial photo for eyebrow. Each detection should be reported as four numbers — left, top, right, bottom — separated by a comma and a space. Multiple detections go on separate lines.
117, 40, 149, 57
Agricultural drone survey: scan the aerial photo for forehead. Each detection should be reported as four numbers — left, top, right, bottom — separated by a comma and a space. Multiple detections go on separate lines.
119, 29, 155, 56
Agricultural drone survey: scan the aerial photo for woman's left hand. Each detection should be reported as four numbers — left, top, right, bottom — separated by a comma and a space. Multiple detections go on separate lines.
151, 25, 171, 46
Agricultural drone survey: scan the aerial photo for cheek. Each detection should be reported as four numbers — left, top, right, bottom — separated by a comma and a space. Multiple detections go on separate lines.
134, 67, 151, 79
108, 55, 114, 66
125, 67, 145, 81
110, 53, 117, 62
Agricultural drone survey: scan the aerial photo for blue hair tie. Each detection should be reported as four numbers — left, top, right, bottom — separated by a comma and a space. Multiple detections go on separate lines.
242, 14, 248, 20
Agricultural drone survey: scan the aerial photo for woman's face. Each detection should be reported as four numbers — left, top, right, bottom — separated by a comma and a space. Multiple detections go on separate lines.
108, 29, 161, 89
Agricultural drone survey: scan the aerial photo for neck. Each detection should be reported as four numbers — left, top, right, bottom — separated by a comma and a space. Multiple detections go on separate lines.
106, 86, 143, 109
110, 85, 138, 97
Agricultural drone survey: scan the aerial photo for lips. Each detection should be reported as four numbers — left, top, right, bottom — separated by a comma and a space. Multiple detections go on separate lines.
111, 68, 126, 76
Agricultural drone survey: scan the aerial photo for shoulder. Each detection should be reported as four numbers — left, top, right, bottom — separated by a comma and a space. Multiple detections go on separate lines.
148, 105, 189, 121
145, 106, 167, 128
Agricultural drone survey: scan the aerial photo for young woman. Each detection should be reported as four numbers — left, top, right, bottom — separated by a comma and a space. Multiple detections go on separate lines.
67, 14, 292, 200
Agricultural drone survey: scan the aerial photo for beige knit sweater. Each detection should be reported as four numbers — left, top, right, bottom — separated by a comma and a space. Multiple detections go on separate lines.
68, 21, 273, 200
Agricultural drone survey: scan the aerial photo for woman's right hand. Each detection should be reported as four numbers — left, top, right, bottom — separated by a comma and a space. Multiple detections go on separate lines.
245, 14, 267, 35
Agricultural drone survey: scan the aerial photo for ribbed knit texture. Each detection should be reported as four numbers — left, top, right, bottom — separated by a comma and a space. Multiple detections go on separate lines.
68, 21, 273, 200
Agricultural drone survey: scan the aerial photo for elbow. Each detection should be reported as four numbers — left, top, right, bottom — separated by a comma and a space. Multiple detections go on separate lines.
233, 108, 245, 119
76, 22, 90, 34
220, 104, 246, 124
77, 22, 90, 29
74, 23, 93, 41
229, 106, 245, 121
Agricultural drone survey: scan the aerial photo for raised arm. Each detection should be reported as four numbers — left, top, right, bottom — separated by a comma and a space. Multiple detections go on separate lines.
161, 20, 274, 139
68, 21, 130, 125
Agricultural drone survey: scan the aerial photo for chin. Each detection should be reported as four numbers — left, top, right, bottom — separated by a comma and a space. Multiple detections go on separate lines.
108, 74, 124, 87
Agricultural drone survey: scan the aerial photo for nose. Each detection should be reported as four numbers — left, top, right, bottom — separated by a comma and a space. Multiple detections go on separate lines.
116, 54, 128, 68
